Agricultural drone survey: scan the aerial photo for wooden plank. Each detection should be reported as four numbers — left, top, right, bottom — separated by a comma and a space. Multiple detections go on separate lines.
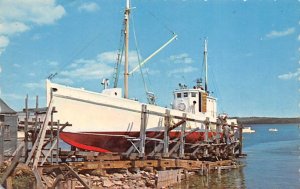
33, 101, 54, 168
139, 105, 147, 158
5, 176, 13, 189
41, 139, 58, 165
0, 145, 23, 185
33, 167, 44, 189
64, 164, 90, 189
179, 113, 186, 158
157, 169, 181, 188
163, 109, 170, 157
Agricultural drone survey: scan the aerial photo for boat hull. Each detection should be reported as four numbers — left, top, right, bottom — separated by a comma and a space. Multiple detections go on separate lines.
47, 80, 219, 153
60, 131, 218, 153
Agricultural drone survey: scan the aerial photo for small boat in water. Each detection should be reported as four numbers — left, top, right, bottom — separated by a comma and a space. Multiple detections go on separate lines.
242, 127, 255, 133
268, 128, 278, 132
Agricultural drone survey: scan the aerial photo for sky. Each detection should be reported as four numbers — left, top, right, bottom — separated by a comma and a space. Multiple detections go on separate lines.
0, 0, 299, 117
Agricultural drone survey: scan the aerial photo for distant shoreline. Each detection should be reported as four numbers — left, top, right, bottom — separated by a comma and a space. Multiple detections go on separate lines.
231, 117, 300, 125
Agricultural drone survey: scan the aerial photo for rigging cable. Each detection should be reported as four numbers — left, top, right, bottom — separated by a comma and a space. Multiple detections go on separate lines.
141, 6, 175, 35
130, 13, 150, 102
113, 20, 125, 88
47, 31, 104, 80
210, 63, 225, 114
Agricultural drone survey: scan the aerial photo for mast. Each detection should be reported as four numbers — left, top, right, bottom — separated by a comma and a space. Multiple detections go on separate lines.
124, 0, 130, 98
203, 39, 208, 92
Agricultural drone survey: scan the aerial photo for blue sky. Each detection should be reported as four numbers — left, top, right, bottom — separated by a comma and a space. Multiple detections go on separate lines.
0, 0, 299, 117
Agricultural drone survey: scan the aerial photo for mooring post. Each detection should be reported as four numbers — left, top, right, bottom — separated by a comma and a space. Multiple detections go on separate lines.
139, 105, 147, 158
24, 94, 29, 161
179, 113, 186, 158
163, 109, 170, 157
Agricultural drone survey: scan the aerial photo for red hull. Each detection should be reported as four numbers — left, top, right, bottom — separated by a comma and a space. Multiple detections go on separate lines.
60, 131, 219, 153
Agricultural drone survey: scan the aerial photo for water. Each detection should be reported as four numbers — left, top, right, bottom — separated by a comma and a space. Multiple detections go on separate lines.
178, 124, 300, 189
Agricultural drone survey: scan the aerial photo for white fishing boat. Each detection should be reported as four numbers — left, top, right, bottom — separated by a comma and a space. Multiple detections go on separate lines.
242, 126, 255, 133
268, 128, 278, 132
45, 0, 232, 153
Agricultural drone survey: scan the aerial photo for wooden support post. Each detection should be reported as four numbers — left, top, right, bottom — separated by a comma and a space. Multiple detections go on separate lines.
56, 120, 60, 164
204, 117, 210, 142
163, 109, 170, 158
179, 113, 186, 158
50, 107, 54, 164
139, 105, 147, 158
238, 123, 243, 156
33, 96, 39, 144
30, 100, 53, 168
0, 121, 4, 164
41, 139, 58, 165
25, 94, 29, 161
216, 118, 222, 144
33, 167, 44, 189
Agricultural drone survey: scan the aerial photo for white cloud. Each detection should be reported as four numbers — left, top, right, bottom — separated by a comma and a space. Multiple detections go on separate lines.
266, 27, 295, 38
48, 61, 59, 66
298, 34, 300, 41
168, 66, 198, 76
0, 22, 29, 35
53, 78, 74, 85
0, 36, 10, 55
78, 2, 99, 13
278, 68, 300, 80
23, 81, 45, 90
2, 93, 25, 100
0, 0, 65, 55
60, 51, 139, 81
13, 64, 21, 68
167, 53, 193, 64
29, 72, 36, 77
0, 0, 65, 25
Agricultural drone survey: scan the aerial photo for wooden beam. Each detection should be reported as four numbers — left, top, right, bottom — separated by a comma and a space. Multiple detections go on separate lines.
64, 164, 91, 189
0, 145, 23, 185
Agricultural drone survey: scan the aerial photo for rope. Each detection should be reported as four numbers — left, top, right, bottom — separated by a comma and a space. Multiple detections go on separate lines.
130, 13, 149, 98
47, 31, 103, 80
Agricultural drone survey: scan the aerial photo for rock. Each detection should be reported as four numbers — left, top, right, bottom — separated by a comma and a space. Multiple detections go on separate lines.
122, 184, 130, 189
113, 173, 124, 180
102, 179, 114, 187
146, 179, 156, 188
130, 173, 142, 180
144, 166, 154, 173
113, 180, 123, 185
137, 180, 145, 187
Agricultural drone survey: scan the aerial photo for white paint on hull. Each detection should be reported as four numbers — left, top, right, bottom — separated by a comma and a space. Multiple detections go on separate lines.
46, 80, 215, 133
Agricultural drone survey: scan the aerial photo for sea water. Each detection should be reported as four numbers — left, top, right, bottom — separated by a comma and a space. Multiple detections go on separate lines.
177, 124, 300, 189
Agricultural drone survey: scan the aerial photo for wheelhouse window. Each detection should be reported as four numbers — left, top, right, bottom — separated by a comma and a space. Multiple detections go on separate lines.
191, 92, 196, 97
176, 93, 182, 98
183, 92, 188, 97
